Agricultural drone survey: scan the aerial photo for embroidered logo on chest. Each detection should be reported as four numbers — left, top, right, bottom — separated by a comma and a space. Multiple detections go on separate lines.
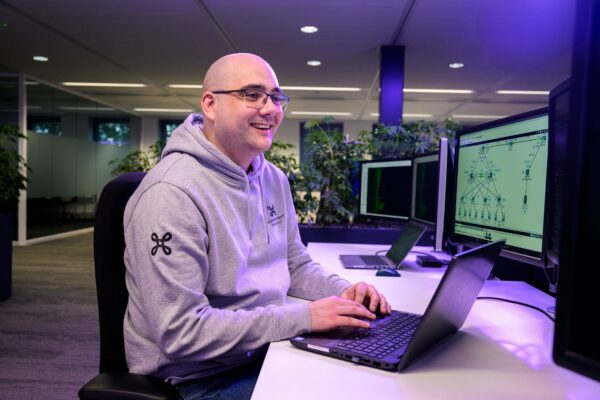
267, 204, 276, 217
151, 232, 172, 256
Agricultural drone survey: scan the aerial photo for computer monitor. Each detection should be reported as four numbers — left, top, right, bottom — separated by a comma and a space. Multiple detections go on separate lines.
411, 153, 437, 225
358, 158, 412, 221
451, 108, 549, 266
411, 137, 450, 251
553, 0, 600, 383
544, 78, 570, 267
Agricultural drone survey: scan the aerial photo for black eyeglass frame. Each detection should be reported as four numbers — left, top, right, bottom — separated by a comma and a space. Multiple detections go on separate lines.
211, 88, 290, 111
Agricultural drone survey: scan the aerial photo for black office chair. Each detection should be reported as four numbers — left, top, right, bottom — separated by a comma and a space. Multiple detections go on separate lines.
79, 172, 179, 400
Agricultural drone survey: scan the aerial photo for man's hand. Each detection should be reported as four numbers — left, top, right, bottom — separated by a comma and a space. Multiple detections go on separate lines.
341, 282, 391, 314
308, 296, 376, 332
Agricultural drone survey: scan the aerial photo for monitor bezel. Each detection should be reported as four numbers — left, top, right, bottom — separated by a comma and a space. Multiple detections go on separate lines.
450, 107, 549, 267
544, 77, 571, 267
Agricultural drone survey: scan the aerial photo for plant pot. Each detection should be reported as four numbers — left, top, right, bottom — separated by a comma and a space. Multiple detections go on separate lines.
298, 223, 436, 248
299, 224, 403, 246
0, 213, 12, 301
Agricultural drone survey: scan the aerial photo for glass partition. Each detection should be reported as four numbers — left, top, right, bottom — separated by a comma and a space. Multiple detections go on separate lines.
26, 80, 140, 239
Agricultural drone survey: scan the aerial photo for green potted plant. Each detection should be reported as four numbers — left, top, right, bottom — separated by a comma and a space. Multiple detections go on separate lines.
109, 139, 165, 175
0, 124, 29, 301
360, 118, 460, 160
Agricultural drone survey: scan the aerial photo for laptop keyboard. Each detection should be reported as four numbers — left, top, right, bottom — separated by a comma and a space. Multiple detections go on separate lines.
333, 311, 422, 359
360, 255, 387, 265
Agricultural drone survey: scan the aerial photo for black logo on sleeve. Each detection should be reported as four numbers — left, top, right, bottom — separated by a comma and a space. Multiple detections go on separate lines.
267, 204, 276, 217
151, 232, 172, 256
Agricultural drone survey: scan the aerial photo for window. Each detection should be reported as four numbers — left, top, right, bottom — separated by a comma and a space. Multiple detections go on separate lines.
92, 118, 130, 145
159, 119, 181, 141
28, 116, 62, 135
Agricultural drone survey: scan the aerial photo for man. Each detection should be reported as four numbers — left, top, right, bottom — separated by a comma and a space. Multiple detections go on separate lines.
123, 53, 390, 399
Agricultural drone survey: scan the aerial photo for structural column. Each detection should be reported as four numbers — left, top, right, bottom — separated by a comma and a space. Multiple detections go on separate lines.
379, 45, 405, 126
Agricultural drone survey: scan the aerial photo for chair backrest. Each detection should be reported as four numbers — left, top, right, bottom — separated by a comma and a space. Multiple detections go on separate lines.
93, 172, 146, 373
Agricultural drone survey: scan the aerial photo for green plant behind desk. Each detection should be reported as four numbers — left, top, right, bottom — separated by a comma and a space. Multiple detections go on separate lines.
109, 139, 166, 175
300, 118, 367, 225
360, 118, 460, 160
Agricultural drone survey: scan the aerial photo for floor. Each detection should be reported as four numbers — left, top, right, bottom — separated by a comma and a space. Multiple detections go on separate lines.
0, 233, 99, 400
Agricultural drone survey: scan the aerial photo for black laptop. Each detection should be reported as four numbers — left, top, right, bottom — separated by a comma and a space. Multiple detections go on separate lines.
339, 221, 428, 269
290, 239, 505, 371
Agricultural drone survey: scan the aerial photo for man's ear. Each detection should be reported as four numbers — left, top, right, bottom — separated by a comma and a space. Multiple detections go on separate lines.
201, 92, 216, 120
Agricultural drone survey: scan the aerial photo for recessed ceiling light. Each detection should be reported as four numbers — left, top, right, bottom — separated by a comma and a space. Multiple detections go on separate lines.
307, 60, 322, 67
62, 82, 147, 88
449, 62, 464, 69
133, 108, 193, 113
33, 56, 48, 62
404, 88, 473, 94
496, 90, 550, 95
281, 86, 361, 92
168, 84, 203, 89
452, 114, 507, 119
300, 26, 318, 34
290, 111, 352, 116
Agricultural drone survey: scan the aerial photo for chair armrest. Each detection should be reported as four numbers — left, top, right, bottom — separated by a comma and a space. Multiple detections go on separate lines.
78, 372, 179, 400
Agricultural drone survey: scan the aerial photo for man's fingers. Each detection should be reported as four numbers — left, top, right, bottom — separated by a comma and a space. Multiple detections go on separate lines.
336, 316, 371, 329
336, 304, 375, 320
366, 287, 381, 312
353, 283, 368, 306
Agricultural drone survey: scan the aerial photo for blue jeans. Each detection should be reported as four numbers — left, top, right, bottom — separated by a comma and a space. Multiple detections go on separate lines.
176, 360, 264, 400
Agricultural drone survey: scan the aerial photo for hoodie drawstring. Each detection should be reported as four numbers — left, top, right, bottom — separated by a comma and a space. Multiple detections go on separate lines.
259, 175, 271, 244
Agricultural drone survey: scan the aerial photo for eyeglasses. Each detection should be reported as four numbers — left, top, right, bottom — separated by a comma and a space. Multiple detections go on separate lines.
212, 88, 290, 112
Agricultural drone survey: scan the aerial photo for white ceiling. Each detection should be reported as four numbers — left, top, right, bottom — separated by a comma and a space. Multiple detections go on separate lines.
0, 0, 576, 124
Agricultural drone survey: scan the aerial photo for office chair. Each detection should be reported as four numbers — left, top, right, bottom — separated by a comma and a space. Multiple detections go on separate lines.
78, 172, 179, 400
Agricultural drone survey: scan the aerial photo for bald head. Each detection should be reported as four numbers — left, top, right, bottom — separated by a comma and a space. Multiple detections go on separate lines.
202, 53, 279, 94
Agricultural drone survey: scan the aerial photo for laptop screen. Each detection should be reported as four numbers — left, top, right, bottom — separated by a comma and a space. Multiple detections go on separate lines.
385, 222, 427, 264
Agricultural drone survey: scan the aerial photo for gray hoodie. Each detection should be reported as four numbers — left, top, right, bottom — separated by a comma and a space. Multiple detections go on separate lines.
122, 114, 351, 384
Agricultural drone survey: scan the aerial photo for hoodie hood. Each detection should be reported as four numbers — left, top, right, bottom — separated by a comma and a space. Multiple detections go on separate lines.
162, 113, 266, 183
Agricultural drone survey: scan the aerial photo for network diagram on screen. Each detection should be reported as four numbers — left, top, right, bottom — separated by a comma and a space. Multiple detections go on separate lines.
454, 115, 548, 254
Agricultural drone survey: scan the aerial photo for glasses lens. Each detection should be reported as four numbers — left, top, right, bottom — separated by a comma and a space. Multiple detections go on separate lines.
272, 94, 289, 111
242, 90, 265, 106
242, 89, 289, 111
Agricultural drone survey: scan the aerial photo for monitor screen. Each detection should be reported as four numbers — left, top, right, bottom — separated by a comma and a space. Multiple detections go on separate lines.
359, 159, 412, 220
553, 0, 600, 383
452, 109, 549, 265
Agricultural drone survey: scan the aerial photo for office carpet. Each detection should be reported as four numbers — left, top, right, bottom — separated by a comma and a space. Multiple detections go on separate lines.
0, 233, 99, 400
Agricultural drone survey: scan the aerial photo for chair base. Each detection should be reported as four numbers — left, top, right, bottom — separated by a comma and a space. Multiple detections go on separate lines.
78, 372, 179, 400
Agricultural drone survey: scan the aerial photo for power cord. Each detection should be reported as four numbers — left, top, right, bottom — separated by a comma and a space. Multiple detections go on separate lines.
476, 296, 555, 322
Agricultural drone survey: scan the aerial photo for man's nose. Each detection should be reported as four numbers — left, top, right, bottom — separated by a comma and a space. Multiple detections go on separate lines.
259, 95, 280, 114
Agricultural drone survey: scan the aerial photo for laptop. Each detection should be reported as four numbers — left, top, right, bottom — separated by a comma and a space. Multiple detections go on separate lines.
290, 239, 505, 371
339, 221, 428, 269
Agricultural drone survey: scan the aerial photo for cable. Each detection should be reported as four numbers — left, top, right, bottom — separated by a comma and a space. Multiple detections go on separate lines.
476, 296, 555, 322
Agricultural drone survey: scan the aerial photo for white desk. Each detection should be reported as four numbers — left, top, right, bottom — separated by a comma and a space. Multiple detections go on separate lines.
252, 243, 600, 400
